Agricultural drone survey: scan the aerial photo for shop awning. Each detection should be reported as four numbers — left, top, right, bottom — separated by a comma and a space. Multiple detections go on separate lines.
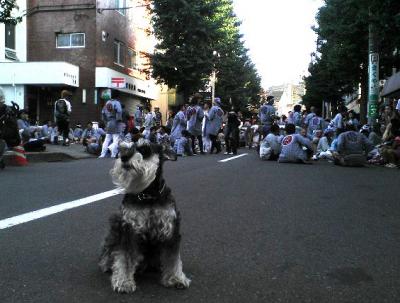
0, 62, 79, 87
381, 71, 400, 97
95, 67, 157, 100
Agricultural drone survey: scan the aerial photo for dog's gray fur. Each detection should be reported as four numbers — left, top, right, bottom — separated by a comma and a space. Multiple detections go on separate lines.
99, 141, 190, 293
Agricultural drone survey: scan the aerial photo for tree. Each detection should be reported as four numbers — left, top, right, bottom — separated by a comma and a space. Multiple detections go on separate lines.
150, 0, 262, 111
0, 0, 22, 24
150, 0, 219, 100
303, 0, 400, 122
210, 0, 262, 111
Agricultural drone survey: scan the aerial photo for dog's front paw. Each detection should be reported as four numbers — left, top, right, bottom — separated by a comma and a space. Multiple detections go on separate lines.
111, 278, 137, 293
162, 273, 191, 289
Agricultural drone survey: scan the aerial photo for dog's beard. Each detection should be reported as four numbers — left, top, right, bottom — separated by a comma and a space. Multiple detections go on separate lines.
111, 153, 159, 194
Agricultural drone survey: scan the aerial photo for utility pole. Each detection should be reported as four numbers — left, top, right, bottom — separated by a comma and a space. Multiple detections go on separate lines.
367, 17, 379, 126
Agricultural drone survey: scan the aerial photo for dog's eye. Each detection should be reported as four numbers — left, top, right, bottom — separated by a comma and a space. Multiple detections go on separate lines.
136, 145, 152, 159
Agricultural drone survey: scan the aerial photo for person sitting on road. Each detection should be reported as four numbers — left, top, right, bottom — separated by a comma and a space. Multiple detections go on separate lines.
156, 126, 171, 147
73, 123, 83, 143
313, 127, 335, 160
260, 124, 282, 161
17, 110, 46, 152
173, 130, 193, 157
148, 126, 158, 144
278, 123, 313, 163
381, 136, 400, 168
334, 123, 374, 167
368, 124, 382, 146
81, 121, 105, 155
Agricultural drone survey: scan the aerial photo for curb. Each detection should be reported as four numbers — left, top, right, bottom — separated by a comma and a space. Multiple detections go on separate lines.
3, 151, 94, 165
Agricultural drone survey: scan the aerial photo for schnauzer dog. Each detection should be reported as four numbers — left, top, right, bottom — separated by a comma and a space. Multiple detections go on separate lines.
99, 140, 191, 293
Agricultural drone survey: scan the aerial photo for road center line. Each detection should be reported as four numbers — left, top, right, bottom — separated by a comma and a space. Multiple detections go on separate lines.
218, 153, 248, 163
0, 189, 122, 230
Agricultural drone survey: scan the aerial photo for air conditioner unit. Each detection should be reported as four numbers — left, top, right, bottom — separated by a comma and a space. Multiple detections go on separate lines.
5, 49, 18, 61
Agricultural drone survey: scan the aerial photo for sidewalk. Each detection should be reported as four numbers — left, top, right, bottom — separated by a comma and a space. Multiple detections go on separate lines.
4, 143, 96, 164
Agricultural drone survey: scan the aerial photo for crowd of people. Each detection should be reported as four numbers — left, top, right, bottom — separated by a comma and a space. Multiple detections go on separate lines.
2, 85, 400, 169
92, 92, 229, 157
258, 101, 400, 168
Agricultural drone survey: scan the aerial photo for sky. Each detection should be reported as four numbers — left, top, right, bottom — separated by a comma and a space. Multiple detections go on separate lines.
233, 0, 324, 89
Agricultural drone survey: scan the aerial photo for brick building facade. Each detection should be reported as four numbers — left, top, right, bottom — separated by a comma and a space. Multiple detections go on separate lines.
25, 0, 157, 125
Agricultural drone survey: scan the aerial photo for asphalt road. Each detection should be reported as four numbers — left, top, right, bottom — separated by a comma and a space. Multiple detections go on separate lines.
0, 152, 399, 303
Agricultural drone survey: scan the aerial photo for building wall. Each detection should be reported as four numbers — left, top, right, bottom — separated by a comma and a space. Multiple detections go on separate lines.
27, 0, 98, 124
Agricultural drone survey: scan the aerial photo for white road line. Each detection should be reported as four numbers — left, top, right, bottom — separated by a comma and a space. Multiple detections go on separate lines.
218, 153, 248, 163
0, 189, 122, 230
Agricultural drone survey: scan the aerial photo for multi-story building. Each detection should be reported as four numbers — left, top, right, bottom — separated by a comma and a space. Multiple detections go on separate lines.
1, 0, 159, 125
272, 83, 305, 116
0, 0, 27, 109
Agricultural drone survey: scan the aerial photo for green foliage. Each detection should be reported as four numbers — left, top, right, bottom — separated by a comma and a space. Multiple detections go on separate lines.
150, 0, 219, 99
303, 0, 400, 115
0, 0, 22, 24
150, 0, 262, 111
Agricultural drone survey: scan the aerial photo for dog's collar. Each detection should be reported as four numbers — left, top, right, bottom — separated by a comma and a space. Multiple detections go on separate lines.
135, 182, 166, 201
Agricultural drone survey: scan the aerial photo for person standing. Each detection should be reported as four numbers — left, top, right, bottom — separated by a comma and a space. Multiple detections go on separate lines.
205, 97, 224, 154
331, 106, 347, 132
143, 106, 155, 139
187, 94, 205, 154
303, 106, 316, 130
170, 104, 187, 145
154, 106, 163, 127
99, 91, 122, 158
293, 104, 302, 132
54, 90, 72, 146
224, 107, 240, 155
134, 105, 143, 129
258, 96, 276, 138
306, 108, 325, 139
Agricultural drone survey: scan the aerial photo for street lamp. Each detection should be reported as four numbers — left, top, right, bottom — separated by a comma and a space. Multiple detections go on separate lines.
211, 51, 220, 102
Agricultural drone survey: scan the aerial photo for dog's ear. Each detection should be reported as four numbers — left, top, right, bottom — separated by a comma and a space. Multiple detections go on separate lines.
162, 145, 177, 161
119, 141, 135, 162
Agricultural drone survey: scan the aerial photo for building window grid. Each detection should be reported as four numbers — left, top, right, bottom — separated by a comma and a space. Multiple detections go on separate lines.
56, 33, 85, 48
127, 48, 139, 70
114, 40, 126, 66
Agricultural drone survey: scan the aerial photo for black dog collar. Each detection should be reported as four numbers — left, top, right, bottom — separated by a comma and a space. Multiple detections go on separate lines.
135, 182, 166, 201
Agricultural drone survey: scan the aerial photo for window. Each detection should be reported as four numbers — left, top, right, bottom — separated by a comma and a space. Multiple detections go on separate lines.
127, 48, 138, 70
115, 0, 127, 15
56, 33, 85, 48
5, 23, 16, 50
5, 23, 18, 60
114, 40, 125, 66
